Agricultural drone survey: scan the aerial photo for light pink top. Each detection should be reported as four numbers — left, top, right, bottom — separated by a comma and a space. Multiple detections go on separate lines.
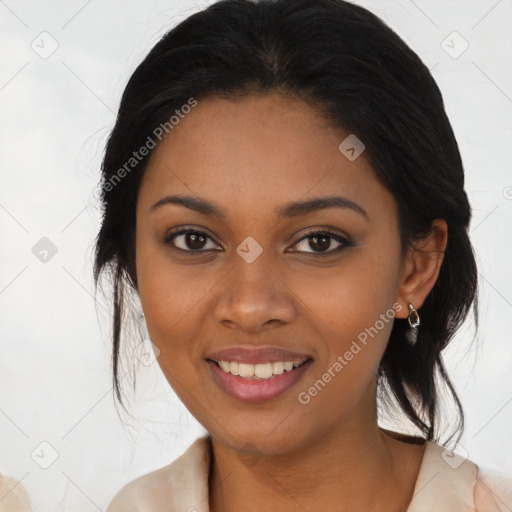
103, 436, 512, 512
2, 438, 510, 511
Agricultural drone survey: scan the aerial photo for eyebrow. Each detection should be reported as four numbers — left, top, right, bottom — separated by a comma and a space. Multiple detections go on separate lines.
149, 194, 368, 220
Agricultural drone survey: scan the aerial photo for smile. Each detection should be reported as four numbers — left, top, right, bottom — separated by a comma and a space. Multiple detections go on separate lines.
211, 358, 310, 379
206, 357, 313, 402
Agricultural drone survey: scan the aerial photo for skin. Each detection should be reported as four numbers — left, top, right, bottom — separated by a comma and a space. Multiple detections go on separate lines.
135, 92, 448, 512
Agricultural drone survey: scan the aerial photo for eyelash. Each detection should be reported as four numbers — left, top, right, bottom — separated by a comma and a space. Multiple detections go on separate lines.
162, 228, 355, 256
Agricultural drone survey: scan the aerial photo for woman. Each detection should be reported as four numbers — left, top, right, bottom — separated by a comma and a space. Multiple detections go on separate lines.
93, 0, 511, 510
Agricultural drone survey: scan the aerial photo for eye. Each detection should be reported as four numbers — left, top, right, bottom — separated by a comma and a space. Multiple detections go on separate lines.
163, 228, 354, 255
290, 230, 354, 255
163, 228, 221, 253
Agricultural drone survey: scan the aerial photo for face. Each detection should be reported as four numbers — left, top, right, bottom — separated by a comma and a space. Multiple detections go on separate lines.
135, 93, 406, 455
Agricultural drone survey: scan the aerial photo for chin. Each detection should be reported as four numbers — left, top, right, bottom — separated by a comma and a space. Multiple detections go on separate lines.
209, 422, 313, 457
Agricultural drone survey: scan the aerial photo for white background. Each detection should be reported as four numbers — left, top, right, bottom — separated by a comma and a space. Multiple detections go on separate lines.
0, 1, 511, 511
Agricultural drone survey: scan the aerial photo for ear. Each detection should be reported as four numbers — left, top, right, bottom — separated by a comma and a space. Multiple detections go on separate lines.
395, 219, 448, 319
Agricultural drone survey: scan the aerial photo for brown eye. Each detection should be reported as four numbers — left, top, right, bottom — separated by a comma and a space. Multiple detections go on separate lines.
291, 230, 354, 255
164, 229, 220, 252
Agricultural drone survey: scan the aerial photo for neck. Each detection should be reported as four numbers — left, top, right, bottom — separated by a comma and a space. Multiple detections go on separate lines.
208, 409, 425, 512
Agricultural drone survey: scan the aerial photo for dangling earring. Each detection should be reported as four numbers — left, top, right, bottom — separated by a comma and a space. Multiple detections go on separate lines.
406, 303, 420, 345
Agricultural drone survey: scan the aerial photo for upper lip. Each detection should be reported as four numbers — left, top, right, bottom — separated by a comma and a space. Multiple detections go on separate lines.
205, 346, 313, 364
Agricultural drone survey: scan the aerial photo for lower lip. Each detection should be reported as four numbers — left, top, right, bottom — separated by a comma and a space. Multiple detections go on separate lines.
206, 359, 313, 403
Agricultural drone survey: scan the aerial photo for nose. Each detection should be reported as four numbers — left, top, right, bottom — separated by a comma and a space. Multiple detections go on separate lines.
213, 252, 296, 332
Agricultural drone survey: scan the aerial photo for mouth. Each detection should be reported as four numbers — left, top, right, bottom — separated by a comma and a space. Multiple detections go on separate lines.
206, 357, 312, 380
205, 356, 314, 402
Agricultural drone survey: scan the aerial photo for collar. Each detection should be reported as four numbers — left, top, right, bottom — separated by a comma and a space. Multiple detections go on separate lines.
407, 440, 477, 512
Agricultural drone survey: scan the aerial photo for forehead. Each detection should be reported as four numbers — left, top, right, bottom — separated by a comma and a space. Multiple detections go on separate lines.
137, 93, 393, 219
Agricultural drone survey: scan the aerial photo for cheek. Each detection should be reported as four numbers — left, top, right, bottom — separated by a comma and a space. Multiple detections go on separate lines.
291, 237, 401, 408
135, 228, 223, 383
291, 239, 401, 342
136, 227, 191, 347
135, 249, 225, 427
136, 218, 203, 322
136, 265, 211, 405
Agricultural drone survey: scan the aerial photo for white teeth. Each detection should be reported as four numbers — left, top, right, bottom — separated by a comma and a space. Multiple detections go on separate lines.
229, 361, 239, 376
219, 361, 230, 372
215, 359, 308, 379
238, 363, 254, 378
255, 363, 273, 379
272, 361, 285, 374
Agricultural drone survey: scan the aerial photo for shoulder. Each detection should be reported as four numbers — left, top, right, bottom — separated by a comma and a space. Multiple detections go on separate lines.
106, 436, 211, 512
419, 442, 512, 511
0, 474, 33, 512
474, 465, 512, 512
105, 464, 173, 512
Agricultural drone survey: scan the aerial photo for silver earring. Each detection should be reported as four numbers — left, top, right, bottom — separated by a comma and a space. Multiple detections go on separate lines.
407, 304, 420, 328
406, 303, 420, 345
